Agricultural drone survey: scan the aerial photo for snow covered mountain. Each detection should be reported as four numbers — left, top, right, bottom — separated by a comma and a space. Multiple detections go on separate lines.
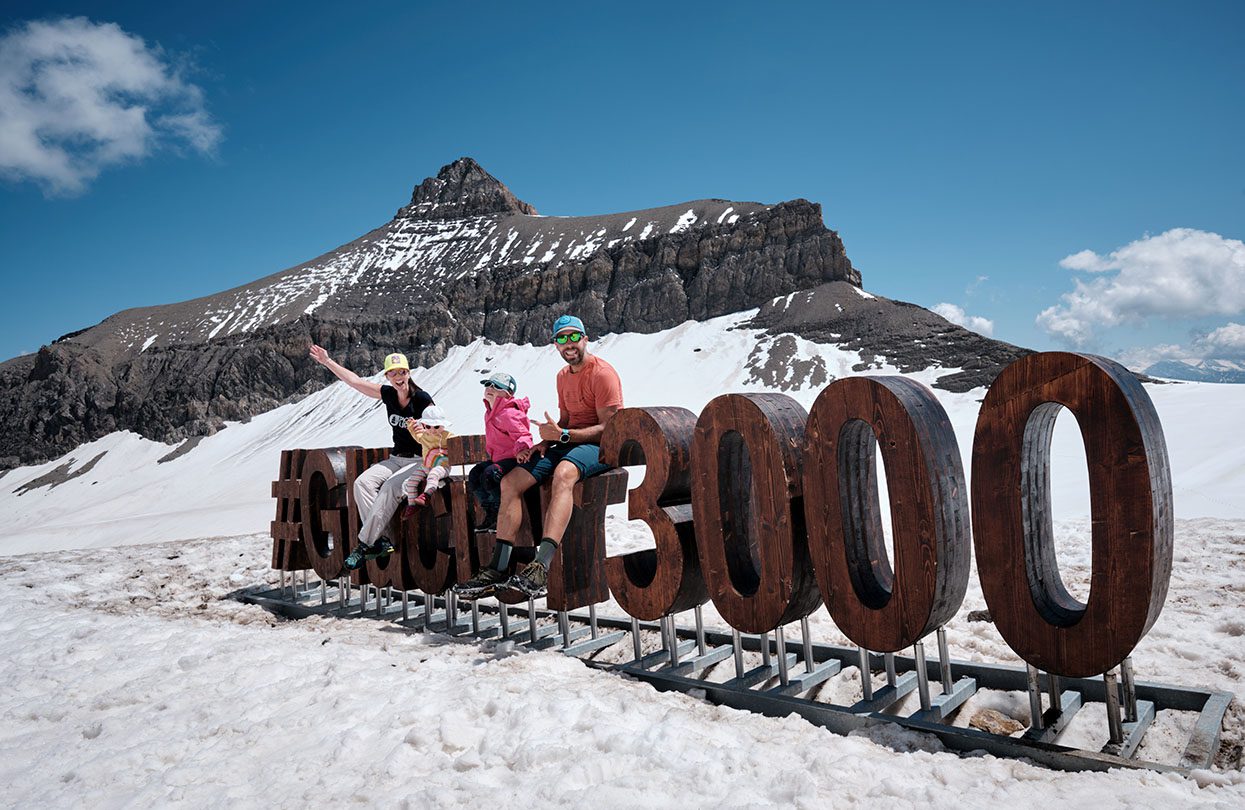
1145, 358, 1245, 384
0, 157, 1028, 470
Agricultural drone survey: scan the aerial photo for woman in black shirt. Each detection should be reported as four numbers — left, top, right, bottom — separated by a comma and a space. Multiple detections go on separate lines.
309, 345, 434, 569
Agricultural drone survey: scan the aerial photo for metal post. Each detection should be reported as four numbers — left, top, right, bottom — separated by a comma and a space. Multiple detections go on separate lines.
732, 629, 745, 679
344, 578, 352, 610
1121, 657, 1139, 723
375, 585, 383, 617
761, 632, 772, 668
320, 578, 326, 606
694, 606, 707, 657
424, 594, 433, 631
884, 652, 897, 687
559, 611, 571, 649
279, 568, 286, 598
360, 584, 369, 616
1027, 664, 1045, 731
471, 600, 480, 635
339, 577, 346, 611
858, 647, 873, 700
447, 592, 458, 628
914, 642, 932, 712
1047, 672, 1063, 714
1104, 670, 1124, 744
631, 617, 642, 661
499, 599, 510, 638
800, 617, 815, 674
667, 616, 680, 666
937, 627, 953, 693
590, 604, 600, 640
528, 597, 537, 644
775, 626, 790, 686
401, 589, 409, 621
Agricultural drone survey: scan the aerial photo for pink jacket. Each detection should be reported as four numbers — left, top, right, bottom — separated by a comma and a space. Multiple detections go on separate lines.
484, 395, 533, 462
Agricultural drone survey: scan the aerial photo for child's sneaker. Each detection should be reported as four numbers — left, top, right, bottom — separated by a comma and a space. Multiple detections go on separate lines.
473, 509, 498, 534
343, 543, 372, 570
503, 561, 548, 598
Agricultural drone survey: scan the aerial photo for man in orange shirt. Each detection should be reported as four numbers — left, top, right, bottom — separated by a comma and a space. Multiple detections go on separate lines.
454, 314, 623, 599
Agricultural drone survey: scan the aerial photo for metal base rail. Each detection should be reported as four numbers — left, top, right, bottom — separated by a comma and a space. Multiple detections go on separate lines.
238, 579, 1232, 775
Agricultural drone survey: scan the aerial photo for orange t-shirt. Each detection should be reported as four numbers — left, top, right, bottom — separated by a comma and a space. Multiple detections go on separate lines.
556, 354, 624, 430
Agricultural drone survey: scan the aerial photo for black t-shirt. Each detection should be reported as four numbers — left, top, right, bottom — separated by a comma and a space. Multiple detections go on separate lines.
380, 384, 434, 457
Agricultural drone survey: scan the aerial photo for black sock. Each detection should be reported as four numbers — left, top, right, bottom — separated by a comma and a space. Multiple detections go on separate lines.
489, 540, 514, 571
534, 537, 559, 567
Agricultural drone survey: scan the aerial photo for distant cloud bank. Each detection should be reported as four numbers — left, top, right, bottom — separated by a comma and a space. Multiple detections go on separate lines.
932, 302, 994, 336
1037, 228, 1245, 350
0, 17, 222, 196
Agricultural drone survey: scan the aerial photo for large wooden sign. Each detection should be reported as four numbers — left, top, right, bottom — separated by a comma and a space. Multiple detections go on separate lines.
804, 376, 970, 653
971, 352, 1173, 677
271, 352, 1174, 680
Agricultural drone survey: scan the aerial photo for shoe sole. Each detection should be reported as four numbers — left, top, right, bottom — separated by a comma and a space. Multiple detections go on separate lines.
499, 578, 547, 599
452, 584, 497, 600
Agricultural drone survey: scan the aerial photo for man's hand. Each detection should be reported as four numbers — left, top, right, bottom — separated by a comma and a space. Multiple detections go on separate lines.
533, 411, 564, 443
517, 441, 549, 464
309, 344, 330, 366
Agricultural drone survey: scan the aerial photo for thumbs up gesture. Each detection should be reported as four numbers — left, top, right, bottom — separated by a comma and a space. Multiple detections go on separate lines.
533, 411, 564, 443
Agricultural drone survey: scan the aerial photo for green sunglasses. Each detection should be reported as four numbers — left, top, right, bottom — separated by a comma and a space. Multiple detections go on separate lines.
553, 331, 585, 345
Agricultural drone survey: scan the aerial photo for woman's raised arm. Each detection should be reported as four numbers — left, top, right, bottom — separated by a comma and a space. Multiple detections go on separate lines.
309, 344, 383, 399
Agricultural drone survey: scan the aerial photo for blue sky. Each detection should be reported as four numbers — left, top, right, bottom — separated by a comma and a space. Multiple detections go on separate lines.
2, 1, 1243, 368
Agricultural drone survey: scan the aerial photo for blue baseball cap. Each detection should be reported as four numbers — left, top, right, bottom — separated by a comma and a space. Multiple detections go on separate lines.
551, 314, 586, 339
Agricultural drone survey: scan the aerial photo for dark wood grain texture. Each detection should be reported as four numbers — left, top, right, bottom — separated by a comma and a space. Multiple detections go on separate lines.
543, 469, 629, 611
690, 393, 822, 633
971, 351, 1173, 678
270, 449, 311, 571
600, 407, 708, 620
298, 448, 353, 582
345, 448, 389, 587
803, 377, 970, 652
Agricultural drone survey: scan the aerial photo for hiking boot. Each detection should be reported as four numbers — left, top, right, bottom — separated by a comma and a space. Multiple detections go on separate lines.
370, 538, 396, 558
343, 543, 372, 571
452, 566, 508, 600
473, 509, 498, 534
503, 561, 548, 598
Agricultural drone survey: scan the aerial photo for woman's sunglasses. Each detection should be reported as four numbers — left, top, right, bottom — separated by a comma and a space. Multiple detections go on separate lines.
484, 382, 510, 391
553, 331, 585, 345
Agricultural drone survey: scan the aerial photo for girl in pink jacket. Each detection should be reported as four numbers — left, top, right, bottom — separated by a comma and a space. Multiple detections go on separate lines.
469, 372, 533, 532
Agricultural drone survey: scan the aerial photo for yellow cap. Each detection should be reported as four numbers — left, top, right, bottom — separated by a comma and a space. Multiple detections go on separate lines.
382, 352, 409, 372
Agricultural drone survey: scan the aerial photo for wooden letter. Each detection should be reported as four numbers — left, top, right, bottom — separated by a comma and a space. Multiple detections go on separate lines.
803, 377, 970, 652
601, 407, 707, 620
972, 352, 1173, 678
691, 393, 821, 634
299, 448, 352, 582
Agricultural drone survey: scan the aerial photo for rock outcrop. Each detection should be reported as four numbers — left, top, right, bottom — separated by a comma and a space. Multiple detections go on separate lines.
1, 158, 870, 468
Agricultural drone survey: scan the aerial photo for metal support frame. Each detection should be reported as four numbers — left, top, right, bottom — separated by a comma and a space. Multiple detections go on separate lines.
239, 585, 1231, 775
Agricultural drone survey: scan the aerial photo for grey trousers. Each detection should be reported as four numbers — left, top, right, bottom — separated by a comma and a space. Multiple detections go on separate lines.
354, 455, 423, 546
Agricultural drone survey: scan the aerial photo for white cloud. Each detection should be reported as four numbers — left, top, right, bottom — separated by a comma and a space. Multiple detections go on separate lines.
932, 302, 994, 336
1201, 322, 1245, 359
1037, 228, 1245, 347
0, 17, 222, 196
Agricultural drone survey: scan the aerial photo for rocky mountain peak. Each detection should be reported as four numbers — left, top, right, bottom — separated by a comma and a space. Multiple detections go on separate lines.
396, 157, 538, 220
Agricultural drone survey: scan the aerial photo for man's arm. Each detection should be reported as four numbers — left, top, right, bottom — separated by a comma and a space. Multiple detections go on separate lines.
563, 404, 620, 445
309, 344, 383, 399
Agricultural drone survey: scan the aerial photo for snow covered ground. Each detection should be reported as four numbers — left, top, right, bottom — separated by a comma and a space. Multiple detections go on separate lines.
2, 312, 1245, 805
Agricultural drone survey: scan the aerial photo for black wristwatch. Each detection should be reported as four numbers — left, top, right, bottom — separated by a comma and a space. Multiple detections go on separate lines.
559, 428, 571, 444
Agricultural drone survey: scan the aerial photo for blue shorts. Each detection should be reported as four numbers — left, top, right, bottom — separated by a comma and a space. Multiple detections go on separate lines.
520, 443, 612, 484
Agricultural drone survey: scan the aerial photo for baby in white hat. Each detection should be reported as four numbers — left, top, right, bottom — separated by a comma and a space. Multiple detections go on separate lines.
402, 405, 456, 515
